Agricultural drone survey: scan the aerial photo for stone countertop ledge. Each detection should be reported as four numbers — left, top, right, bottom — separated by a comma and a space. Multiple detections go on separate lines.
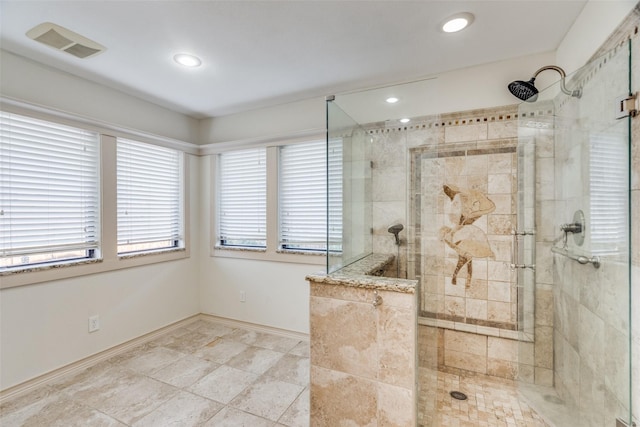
306, 253, 417, 294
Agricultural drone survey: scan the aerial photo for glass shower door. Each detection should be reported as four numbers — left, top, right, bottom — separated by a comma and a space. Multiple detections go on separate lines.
516, 40, 633, 427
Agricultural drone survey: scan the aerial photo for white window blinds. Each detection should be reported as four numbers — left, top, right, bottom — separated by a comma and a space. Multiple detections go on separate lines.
0, 111, 100, 269
218, 148, 266, 247
589, 132, 628, 256
279, 141, 329, 251
117, 139, 183, 254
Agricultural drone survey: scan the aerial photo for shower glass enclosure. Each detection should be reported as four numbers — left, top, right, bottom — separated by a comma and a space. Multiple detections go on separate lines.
515, 39, 633, 427
324, 38, 633, 427
326, 99, 372, 273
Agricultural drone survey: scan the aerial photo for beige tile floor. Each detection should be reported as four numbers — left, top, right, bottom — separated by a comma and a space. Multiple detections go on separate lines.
0, 319, 310, 426
418, 367, 551, 427
2, 318, 558, 427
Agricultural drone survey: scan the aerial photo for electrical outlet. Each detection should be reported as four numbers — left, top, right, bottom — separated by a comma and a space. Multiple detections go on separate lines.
88, 315, 100, 332
240, 291, 246, 302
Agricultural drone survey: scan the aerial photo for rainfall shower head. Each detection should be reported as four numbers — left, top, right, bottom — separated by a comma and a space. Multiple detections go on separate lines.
508, 65, 581, 102
387, 224, 404, 246
508, 78, 539, 102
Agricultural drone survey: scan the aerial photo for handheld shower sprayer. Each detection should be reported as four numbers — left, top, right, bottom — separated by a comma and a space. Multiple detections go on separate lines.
387, 224, 404, 246
387, 223, 404, 278
508, 65, 582, 102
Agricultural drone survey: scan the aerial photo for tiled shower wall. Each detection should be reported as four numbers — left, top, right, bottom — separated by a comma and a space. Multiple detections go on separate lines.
368, 107, 552, 382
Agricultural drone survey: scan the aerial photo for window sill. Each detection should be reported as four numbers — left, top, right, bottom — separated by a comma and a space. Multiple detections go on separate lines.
0, 258, 103, 277
0, 248, 190, 289
212, 246, 325, 265
118, 247, 186, 260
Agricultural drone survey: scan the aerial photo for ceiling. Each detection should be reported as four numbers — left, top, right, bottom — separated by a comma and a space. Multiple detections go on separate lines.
0, 1, 588, 119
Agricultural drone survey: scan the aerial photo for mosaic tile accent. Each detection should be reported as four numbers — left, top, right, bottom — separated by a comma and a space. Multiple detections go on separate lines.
418, 368, 551, 427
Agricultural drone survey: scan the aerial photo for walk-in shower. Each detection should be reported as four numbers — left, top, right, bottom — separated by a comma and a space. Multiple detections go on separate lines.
326, 31, 634, 426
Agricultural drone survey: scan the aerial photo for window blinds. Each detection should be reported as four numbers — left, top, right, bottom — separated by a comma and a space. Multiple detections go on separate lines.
0, 111, 100, 268
117, 138, 183, 254
218, 148, 266, 247
589, 132, 628, 256
279, 141, 328, 251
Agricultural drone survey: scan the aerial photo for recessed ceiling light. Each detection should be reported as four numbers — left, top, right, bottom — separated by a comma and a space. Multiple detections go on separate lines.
441, 12, 474, 33
174, 53, 202, 68
386, 97, 399, 104
400, 118, 411, 123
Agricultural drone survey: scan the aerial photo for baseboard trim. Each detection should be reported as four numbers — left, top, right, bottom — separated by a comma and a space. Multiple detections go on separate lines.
0, 314, 309, 405
198, 313, 309, 342
0, 314, 200, 405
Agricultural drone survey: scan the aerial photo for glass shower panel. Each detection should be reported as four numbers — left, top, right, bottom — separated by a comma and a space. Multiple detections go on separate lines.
516, 40, 632, 427
326, 98, 372, 273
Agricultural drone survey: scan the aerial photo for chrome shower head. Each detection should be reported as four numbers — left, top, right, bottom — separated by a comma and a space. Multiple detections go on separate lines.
387, 224, 403, 245
508, 65, 581, 102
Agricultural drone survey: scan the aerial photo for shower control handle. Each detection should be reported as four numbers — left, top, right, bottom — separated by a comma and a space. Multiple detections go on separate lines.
560, 223, 582, 234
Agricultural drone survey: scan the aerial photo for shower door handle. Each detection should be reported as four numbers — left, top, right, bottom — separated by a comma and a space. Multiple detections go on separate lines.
510, 229, 536, 270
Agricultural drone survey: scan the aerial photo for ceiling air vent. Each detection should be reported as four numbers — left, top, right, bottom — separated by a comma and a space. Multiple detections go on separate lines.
26, 22, 105, 59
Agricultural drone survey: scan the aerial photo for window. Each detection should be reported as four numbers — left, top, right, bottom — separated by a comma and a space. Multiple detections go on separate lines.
0, 112, 100, 270
117, 139, 184, 254
217, 147, 267, 248
589, 132, 628, 256
214, 139, 341, 261
279, 141, 329, 251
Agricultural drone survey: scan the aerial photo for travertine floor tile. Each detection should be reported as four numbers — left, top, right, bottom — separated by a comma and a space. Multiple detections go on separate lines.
288, 341, 310, 358
264, 353, 310, 386
229, 376, 305, 421
0, 390, 124, 427
278, 388, 310, 427
149, 354, 219, 388
188, 365, 258, 404
192, 337, 250, 364
115, 346, 187, 375
131, 390, 223, 427
203, 406, 274, 427
228, 329, 301, 352
226, 346, 285, 375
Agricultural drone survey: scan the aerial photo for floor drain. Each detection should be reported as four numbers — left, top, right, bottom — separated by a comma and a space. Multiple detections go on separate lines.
450, 391, 468, 401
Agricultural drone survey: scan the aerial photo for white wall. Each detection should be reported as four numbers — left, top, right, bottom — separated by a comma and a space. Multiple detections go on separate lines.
556, 0, 637, 74
199, 51, 559, 142
0, 241, 200, 389
0, 50, 200, 144
197, 156, 316, 335
199, 97, 325, 144
0, 52, 202, 390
